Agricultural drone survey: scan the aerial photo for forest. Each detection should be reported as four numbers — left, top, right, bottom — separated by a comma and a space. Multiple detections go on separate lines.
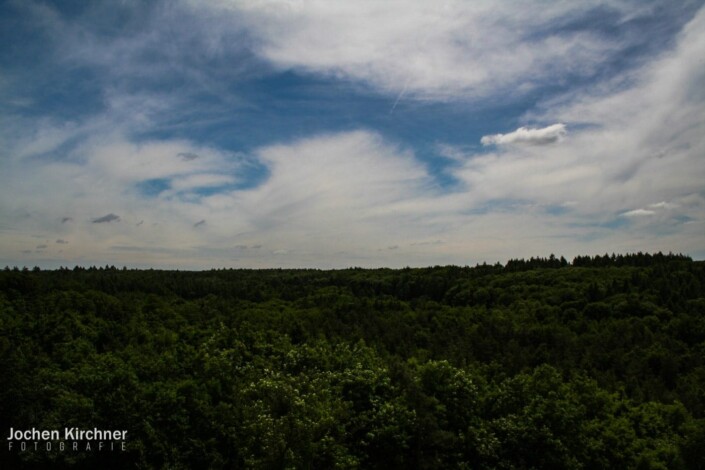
1, 252, 704, 469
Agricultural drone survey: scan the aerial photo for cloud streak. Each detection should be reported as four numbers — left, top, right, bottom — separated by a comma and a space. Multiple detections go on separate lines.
481, 124, 567, 146
92, 214, 120, 224
206, 0, 694, 101
1, 1, 703, 268
622, 209, 655, 218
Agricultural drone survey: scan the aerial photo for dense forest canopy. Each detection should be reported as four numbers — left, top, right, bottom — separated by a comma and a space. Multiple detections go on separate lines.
1, 252, 704, 468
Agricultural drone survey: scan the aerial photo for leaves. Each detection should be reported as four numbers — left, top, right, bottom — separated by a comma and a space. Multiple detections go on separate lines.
1, 254, 704, 468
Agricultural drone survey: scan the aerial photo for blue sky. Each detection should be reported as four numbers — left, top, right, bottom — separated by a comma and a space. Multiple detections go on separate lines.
1, 0, 704, 269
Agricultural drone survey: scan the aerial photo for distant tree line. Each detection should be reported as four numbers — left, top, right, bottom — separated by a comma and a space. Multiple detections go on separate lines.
1, 252, 703, 468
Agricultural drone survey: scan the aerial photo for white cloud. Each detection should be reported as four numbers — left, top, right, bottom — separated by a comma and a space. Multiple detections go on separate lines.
0, 128, 442, 268
453, 7, 705, 220
481, 124, 567, 146
0, 124, 249, 266
198, 0, 643, 100
648, 201, 676, 210
199, 130, 436, 255
8, 0, 691, 107
622, 209, 655, 217
2, 113, 704, 268
2, 1, 704, 268
45, 133, 248, 199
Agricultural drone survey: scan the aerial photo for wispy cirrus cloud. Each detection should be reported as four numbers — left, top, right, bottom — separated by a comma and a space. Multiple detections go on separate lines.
447, 7, 705, 255
204, 0, 697, 101
1, 0, 704, 268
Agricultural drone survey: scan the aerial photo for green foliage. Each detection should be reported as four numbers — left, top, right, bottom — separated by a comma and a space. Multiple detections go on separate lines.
1, 253, 703, 468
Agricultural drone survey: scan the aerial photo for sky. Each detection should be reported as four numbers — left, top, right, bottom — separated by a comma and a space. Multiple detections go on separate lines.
1, 0, 704, 269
